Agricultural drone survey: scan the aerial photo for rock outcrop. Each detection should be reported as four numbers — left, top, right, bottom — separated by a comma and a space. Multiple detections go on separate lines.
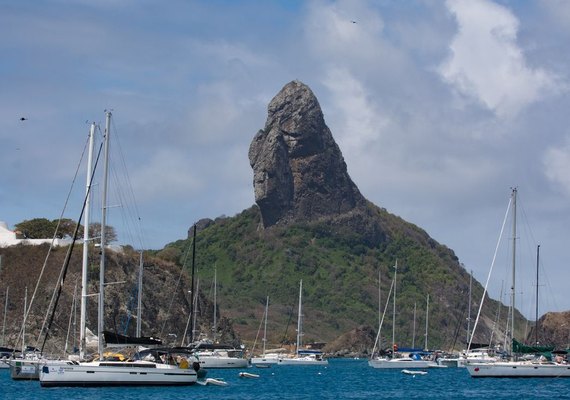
249, 80, 366, 228
527, 311, 570, 349
324, 325, 376, 358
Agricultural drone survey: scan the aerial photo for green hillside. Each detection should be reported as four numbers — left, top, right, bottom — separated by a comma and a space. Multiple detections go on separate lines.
161, 203, 521, 353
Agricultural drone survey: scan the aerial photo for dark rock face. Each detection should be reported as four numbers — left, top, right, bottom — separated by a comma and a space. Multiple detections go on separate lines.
324, 325, 376, 357
527, 311, 570, 349
249, 80, 366, 228
188, 218, 214, 238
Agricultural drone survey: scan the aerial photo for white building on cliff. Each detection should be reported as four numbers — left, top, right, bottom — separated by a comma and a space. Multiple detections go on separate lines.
0, 221, 72, 247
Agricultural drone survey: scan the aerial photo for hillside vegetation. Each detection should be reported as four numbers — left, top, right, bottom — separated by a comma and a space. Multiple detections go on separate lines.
163, 203, 524, 353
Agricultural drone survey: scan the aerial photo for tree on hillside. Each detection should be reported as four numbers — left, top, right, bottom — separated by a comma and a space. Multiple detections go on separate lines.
15, 218, 58, 239
15, 218, 84, 240
57, 218, 83, 239
89, 222, 118, 245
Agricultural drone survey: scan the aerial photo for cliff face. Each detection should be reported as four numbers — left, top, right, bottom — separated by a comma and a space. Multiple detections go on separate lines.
527, 311, 570, 348
249, 80, 366, 228
0, 244, 240, 355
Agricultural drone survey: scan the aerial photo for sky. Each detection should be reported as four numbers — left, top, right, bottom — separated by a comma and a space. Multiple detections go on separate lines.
1, 0, 570, 319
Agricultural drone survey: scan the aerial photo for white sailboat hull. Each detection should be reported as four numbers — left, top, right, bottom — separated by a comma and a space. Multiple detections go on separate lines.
251, 355, 280, 365
39, 360, 198, 387
466, 361, 570, 378
194, 355, 249, 369
9, 359, 41, 380
368, 357, 437, 369
9, 358, 69, 380
278, 356, 328, 366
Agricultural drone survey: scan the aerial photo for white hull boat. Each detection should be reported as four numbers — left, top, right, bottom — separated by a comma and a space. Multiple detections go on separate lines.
193, 352, 249, 369
466, 361, 570, 378
278, 354, 328, 366
40, 360, 198, 387
368, 357, 437, 369
437, 357, 461, 367
251, 353, 281, 366
9, 359, 41, 380
9, 357, 69, 380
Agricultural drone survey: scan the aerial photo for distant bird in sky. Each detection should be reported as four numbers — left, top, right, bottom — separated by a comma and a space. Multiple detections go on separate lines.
20, 117, 27, 121
351, 20, 357, 24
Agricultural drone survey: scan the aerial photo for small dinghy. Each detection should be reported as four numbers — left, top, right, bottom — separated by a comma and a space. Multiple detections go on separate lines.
239, 372, 260, 378
402, 369, 427, 376
197, 378, 229, 386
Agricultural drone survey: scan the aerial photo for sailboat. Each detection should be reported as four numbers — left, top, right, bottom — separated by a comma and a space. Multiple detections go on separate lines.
369, 262, 437, 369
278, 280, 328, 366
187, 266, 249, 369
466, 188, 570, 378
250, 296, 282, 366
1, 287, 11, 369
8, 287, 61, 380
39, 112, 199, 386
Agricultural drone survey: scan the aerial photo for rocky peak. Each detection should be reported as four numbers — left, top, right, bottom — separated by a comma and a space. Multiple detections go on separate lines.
249, 80, 366, 228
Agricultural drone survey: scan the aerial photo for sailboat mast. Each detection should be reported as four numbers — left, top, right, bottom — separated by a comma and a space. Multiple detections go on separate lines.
1, 287, 7, 346
192, 279, 199, 343
467, 270, 472, 345
213, 265, 217, 339
378, 270, 381, 334
535, 244, 540, 345
262, 296, 269, 356
510, 187, 517, 354
392, 261, 397, 354
98, 111, 112, 360
136, 250, 143, 337
22, 286, 27, 353
189, 224, 197, 344
296, 280, 303, 355
412, 302, 417, 349
80, 122, 95, 360
424, 294, 429, 351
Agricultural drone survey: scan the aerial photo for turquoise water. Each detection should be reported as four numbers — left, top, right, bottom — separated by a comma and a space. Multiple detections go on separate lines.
2, 359, 570, 399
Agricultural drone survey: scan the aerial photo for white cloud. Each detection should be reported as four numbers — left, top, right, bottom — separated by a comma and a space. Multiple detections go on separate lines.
440, 0, 557, 118
321, 67, 387, 152
543, 136, 570, 197
129, 149, 202, 201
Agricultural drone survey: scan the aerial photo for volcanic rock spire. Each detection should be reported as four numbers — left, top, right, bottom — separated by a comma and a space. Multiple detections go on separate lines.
249, 80, 366, 228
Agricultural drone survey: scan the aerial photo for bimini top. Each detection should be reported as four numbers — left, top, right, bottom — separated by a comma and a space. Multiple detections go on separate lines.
103, 331, 163, 347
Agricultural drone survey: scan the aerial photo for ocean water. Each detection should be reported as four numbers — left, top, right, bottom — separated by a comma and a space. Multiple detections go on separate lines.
2, 359, 570, 400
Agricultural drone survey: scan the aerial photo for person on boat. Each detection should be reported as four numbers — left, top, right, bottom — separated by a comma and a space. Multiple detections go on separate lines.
178, 357, 189, 369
